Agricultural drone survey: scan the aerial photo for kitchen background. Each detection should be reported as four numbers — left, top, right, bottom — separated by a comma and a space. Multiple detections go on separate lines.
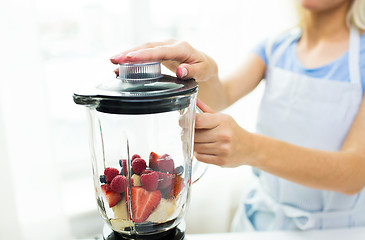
0, 0, 296, 239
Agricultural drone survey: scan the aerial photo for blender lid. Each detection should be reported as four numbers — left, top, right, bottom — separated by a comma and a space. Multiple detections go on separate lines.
73, 62, 198, 114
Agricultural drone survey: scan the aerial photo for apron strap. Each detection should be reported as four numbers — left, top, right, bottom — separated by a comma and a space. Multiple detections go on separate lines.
266, 28, 301, 68
348, 26, 361, 86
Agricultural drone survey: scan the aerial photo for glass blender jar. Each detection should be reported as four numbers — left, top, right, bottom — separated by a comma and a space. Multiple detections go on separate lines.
73, 62, 205, 240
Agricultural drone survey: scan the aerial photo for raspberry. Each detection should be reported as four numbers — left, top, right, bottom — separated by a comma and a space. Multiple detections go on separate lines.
157, 155, 175, 173
110, 175, 128, 193
132, 154, 141, 161
104, 167, 119, 183
132, 158, 147, 175
140, 172, 159, 192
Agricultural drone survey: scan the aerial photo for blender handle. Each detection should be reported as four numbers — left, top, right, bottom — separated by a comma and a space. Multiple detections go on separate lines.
192, 107, 209, 184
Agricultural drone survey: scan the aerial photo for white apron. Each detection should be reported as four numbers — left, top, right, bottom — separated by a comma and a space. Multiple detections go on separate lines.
232, 27, 365, 231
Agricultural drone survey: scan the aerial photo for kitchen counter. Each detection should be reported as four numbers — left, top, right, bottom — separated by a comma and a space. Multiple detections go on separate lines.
187, 227, 365, 240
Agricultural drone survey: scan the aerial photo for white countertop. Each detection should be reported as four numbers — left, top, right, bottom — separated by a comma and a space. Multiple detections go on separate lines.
187, 227, 365, 240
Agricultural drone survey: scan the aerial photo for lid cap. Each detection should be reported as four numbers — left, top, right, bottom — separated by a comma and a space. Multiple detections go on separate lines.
118, 62, 162, 82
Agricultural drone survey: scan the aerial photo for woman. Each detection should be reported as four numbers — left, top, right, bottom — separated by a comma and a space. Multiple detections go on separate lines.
110, 0, 365, 230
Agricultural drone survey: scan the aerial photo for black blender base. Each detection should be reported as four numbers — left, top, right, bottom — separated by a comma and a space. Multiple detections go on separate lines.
103, 223, 185, 240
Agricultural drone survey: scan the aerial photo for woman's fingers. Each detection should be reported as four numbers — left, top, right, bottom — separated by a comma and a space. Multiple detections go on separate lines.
194, 142, 217, 155
194, 142, 228, 155
110, 40, 218, 83
195, 113, 220, 130
194, 152, 221, 166
110, 41, 197, 65
197, 99, 215, 113
194, 129, 218, 143
110, 39, 177, 64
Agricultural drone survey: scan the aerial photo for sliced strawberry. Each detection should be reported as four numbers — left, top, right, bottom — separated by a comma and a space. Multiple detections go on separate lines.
101, 183, 112, 193
149, 152, 160, 171
101, 184, 122, 207
128, 187, 161, 223
174, 176, 185, 198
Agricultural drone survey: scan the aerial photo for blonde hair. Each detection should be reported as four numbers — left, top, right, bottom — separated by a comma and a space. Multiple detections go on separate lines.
347, 0, 365, 31
297, 0, 365, 31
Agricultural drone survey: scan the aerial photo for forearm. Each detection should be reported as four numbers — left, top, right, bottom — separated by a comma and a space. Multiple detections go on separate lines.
197, 54, 266, 111
250, 133, 365, 195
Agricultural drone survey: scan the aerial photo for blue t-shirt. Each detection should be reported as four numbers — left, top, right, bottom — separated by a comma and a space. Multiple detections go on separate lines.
253, 31, 365, 94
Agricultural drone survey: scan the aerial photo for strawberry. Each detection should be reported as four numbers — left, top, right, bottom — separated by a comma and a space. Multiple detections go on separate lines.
101, 184, 122, 207
174, 176, 185, 198
158, 172, 175, 190
132, 158, 147, 175
101, 183, 112, 192
157, 154, 175, 173
104, 167, 119, 183
128, 187, 161, 223
149, 152, 160, 170
140, 171, 159, 192
110, 175, 128, 193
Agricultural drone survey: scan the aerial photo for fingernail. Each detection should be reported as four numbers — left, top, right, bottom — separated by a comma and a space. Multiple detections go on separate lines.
126, 51, 138, 58
180, 68, 188, 78
110, 54, 120, 60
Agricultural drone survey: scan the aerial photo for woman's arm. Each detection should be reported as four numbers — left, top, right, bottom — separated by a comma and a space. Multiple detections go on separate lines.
110, 40, 266, 111
195, 96, 365, 195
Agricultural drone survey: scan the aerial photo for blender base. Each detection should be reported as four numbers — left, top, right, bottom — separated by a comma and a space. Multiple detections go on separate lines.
103, 221, 185, 240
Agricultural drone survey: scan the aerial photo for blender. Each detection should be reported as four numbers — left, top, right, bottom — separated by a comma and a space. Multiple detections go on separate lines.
73, 62, 206, 239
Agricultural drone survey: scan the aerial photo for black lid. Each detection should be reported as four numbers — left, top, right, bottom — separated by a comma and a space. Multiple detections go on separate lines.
73, 62, 198, 114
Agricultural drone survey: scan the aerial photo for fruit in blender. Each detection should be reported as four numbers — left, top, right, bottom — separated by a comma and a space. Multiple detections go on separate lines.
149, 152, 160, 170
140, 171, 159, 192
157, 154, 175, 173
132, 158, 147, 174
110, 175, 128, 193
174, 166, 184, 176
131, 174, 141, 187
131, 154, 141, 161
129, 187, 161, 223
112, 198, 129, 219
174, 175, 185, 198
100, 175, 107, 184
157, 172, 175, 189
101, 184, 122, 207
102, 152, 185, 225
104, 167, 120, 183
146, 198, 176, 223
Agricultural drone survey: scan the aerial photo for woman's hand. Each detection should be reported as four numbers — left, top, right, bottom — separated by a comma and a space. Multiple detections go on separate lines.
194, 99, 255, 167
110, 39, 218, 83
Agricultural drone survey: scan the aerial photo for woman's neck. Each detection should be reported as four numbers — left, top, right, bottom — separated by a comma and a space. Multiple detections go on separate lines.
300, 1, 351, 44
